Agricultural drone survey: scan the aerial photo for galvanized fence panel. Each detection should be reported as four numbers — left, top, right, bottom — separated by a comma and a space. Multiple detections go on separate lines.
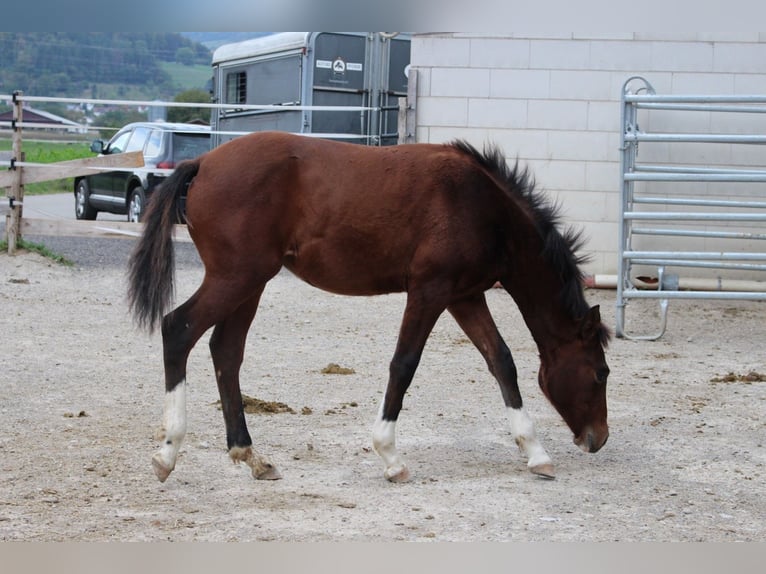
617, 76, 766, 340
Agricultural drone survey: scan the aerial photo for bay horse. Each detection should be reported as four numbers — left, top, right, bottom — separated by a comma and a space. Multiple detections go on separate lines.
128, 131, 611, 484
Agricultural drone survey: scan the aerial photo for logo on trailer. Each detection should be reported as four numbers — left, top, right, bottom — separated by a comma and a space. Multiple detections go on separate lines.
332, 58, 346, 74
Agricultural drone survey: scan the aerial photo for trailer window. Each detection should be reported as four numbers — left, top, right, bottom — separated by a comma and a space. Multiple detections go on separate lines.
252, 56, 301, 106
226, 72, 247, 105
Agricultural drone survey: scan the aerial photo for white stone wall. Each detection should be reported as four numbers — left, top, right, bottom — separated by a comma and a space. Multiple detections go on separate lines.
411, 33, 766, 276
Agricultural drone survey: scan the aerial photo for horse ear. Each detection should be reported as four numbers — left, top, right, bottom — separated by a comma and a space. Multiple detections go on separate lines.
579, 305, 602, 339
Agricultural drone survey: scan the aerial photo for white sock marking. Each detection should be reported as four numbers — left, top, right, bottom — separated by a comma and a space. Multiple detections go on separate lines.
155, 381, 187, 471
507, 406, 552, 469
372, 402, 408, 480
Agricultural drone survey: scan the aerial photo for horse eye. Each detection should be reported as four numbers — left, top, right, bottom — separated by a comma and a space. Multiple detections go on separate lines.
595, 367, 610, 384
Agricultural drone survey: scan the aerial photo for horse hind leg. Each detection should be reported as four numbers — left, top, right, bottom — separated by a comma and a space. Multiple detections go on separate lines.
448, 295, 555, 479
151, 278, 262, 482
153, 376, 187, 482
152, 293, 207, 482
209, 289, 281, 480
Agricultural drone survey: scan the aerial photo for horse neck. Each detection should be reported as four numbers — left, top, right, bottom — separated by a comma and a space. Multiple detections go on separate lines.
501, 245, 579, 358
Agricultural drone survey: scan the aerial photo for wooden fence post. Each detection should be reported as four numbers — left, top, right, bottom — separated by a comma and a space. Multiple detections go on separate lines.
5, 91, 24, 254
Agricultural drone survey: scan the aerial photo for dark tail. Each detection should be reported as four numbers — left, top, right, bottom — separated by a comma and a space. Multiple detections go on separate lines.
128, 159, 200, 332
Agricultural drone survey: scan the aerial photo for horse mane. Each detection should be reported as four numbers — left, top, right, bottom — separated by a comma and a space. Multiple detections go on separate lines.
449, 139, 611, 346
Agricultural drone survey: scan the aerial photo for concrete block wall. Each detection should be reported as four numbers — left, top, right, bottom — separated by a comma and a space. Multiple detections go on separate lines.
411, 33, 766, 276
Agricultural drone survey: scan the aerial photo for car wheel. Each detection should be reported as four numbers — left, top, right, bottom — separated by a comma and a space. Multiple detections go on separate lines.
128, 187, 146, 222
75, 179, 97, 220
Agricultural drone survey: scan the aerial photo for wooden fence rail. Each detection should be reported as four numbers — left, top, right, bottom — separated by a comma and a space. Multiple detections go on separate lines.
2, 91, 150, 254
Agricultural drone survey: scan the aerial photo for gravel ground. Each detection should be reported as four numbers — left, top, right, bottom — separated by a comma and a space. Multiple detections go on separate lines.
1, 236, 764, 541
22, 234, 202, 270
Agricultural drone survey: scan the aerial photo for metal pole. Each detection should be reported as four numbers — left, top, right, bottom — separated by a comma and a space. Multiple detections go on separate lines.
616, 78, 645, 337
5, 91, 23, 254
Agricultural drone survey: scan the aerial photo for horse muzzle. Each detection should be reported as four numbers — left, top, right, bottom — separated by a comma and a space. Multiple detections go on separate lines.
574, 426, 609, 453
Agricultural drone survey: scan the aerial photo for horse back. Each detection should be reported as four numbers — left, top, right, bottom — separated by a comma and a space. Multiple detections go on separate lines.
186, 132, 507, 295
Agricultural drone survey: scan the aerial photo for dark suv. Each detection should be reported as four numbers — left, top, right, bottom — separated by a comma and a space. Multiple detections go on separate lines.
74, 121, 211, 221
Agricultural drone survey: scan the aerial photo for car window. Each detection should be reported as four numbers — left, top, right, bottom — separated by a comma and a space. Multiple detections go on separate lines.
125, 126, 150, 153
145, 129, 163, 158
107, 130, 132, 154
171, 133, 211, 161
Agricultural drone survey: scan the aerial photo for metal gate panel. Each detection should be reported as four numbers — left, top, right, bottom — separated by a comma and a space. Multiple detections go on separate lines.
617, 76, 766, 340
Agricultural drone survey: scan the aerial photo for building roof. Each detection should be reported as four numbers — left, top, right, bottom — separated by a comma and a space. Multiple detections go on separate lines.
0, 105, 83, 128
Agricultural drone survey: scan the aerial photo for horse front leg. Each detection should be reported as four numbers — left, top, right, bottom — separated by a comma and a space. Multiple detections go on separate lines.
372, 292, 445, 482
448, 295, 555, 479
209, 290, 281, 480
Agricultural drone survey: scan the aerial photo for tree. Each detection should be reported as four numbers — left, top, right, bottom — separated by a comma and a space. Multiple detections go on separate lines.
175, 47, 195, 66
167, 89, 211, 124
0, 33, 210, 99
96, 109, 148, 138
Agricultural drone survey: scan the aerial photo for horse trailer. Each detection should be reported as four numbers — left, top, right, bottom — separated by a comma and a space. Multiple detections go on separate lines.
210, 32, 411, 147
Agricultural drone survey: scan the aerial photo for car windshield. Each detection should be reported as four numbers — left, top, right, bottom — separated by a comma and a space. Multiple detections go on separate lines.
126, 126, 151, 153
107, 130, 132, 154
172, 133, 211, 161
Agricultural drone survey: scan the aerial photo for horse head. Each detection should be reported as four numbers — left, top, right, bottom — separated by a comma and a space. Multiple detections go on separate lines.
537, 305, 610, 453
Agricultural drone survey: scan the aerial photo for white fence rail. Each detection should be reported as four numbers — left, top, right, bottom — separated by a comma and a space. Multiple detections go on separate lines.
2, 90, 412, 254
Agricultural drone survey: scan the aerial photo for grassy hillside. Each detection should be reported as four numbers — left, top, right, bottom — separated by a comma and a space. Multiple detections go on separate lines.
159, 62, 212, 92
180, 32, 268, 50
0, 33, 212, 100
84, 62, 212, 101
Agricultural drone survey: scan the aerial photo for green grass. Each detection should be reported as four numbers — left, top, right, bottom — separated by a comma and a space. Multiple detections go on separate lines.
87, 65, 211, 101
0, 237, 74, 266
0, 139, 93, 195
89, 82, 165, 101
159, 62, 212, 91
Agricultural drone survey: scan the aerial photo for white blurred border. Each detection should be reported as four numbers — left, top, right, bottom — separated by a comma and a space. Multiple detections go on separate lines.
4, 1, 765, 32
1, 543, 763, 574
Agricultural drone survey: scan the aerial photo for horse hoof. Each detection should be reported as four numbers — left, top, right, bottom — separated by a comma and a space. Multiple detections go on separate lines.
384, 465, 411, 483
229, 446, 282, 480
152, 455, 173, 483
253, 464, 282, 481
530, 463, 556, 480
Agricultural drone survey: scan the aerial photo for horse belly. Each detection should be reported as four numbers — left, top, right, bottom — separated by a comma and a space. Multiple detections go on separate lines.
283, 235, 409, 296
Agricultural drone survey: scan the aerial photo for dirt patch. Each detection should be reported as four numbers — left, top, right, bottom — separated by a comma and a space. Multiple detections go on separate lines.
710, 371, 766, 384
1, 250, 764, 541
321, 363, 356, 375
214, 394, 297, 415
